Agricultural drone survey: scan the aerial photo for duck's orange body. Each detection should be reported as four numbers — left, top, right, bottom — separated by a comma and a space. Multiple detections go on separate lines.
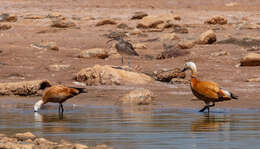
42, 85, 81, 104
182, 62, 238, 112
34, 85, 86, 113
191, 77, 233, 103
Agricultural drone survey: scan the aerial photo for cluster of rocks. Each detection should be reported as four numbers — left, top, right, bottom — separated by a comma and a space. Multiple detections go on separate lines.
0, 80, 51, 96
75, 65, 154, 86
118, 88, 154, 105
0, 132, 113, 149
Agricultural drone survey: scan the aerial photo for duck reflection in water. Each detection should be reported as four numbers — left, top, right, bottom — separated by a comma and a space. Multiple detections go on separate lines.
191, 114, 230, 132
34, 112, 65, 122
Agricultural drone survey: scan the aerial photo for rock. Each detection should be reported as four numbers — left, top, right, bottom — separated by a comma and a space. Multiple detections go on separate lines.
178, 40, 195, 49
217, 37, 260, 47
82, 16, 95, 21
0, 13, 17, 22
131, 11, 148, 20
239, 23, 260, 30
205, 16, 228, 25
247, 77, 260, 82
157, 20, 175, 29
147, 28, 164, 32
170, 78, 189, 84
47, 64, 71, 71
104, 31, 128, 39
157, 44, 190, 59
153, 68, 185, 82
0, 80, 51, 96
161, 33, 179, 41
156, 49, 189, 59
74, 144, 89, 149
75, 65, 154, 85
197, 30, 217, 44
92, 144, 114, 149
117, 23, 129, 29
51, 19, 76, 28
173, 15, 181, 20
210, 51, 229, 57
240, 53, 260, 66
130, 28, 145, 36
225, 2, 239, 7
47, 12, 65, 19
24, 14, 45, 19
134, 43, 147, 49
159, 14, 180, 21
96, 19, 117, 26
0, 134, 113, 149
34, 137, 57, 145
15, 132, 36, 141
118, 88, 154, 105
0, 24, 11, 30
0, 143, 34, 149
136, 16, 164, 28
78, 48, 109, 59
31, 41, 59, 51
0, 134, 6, 138
172, 24, 189, 34
247, 46, 260, 52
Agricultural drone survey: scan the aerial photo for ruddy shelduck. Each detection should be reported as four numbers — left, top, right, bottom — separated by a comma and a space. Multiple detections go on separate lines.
182, 62, 238, 113
34, 85, 86, 113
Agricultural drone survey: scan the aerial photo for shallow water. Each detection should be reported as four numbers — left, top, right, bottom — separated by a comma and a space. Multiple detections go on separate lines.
1, 101, 260, 149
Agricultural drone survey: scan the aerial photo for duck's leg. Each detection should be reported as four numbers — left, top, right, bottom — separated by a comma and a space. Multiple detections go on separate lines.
207, 102, 215, 113
199, 102, 215, 113
58, 103, 64, 113
60, 103, 64, 113
199, 105, 208, 112
58, 104, 61, 113
59, 112, 63, 120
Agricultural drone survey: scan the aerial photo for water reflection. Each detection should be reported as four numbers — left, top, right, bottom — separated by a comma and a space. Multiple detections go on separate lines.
191, 114, 230, 132
34, 112, 64, 122
1, 102, 260, 149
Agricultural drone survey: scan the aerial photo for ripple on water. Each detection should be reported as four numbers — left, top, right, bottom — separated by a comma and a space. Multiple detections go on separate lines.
0, 101, 260, 149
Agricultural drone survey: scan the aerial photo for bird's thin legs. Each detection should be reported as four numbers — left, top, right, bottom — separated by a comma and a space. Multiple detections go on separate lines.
199, 106, 208, 112
58, 103, 64, 113
199, 102, 215, 113
127, 58, 131, 68
121, 56, 124, 65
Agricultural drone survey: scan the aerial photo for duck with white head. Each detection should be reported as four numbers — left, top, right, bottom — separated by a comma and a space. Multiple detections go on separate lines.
34, 83, 87, 113
182, 62, 238, 113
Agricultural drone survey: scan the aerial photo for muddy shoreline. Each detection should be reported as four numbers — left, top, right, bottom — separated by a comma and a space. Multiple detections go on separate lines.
0, 132, 113, 149
0, 2, 260, 148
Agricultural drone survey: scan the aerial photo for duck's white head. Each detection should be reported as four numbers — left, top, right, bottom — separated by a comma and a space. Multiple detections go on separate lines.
34, 100, 44, 112
181, 62, 197, 75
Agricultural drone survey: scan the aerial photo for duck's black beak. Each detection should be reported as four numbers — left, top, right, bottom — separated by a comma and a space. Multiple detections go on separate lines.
106, 39, 114, 44
181, 68, 187, 72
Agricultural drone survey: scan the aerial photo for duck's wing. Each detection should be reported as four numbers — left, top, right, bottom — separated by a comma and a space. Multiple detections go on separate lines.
193, 80, 220, 99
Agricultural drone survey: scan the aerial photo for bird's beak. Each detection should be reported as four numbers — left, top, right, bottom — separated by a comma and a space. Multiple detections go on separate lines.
106, 39, 114, 44
181, 68, 187, 72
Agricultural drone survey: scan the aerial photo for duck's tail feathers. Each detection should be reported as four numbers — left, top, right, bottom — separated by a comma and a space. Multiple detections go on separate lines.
70, 87, 87, 93
231, 93, 238, 100
220, 88, 238, 100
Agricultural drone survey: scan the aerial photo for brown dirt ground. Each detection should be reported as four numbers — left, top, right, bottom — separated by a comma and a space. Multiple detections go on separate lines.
0, 0, 260, 110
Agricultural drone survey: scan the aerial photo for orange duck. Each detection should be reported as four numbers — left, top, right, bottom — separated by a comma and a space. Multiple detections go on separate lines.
34, 85, 86, 113
182, 62, 238, 113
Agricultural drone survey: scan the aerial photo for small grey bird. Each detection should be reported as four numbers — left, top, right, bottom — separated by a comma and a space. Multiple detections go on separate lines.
107, 36, 139, 65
